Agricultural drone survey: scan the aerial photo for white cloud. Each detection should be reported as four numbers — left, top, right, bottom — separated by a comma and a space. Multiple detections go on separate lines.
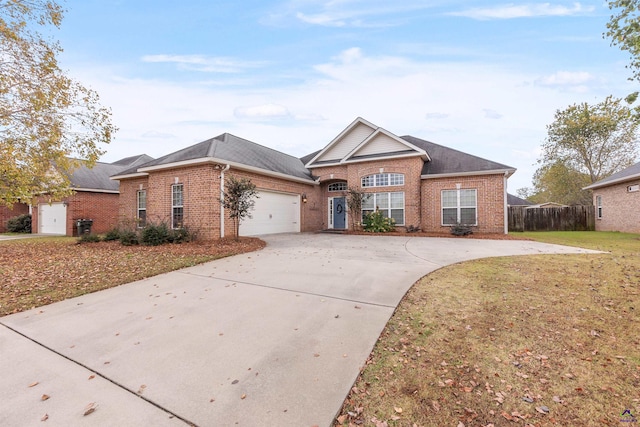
141, 130, 177, 139
451, 2, 595, 20
535, 71, 594, 91
425, 112, 450, 120
234, 104, 292, 119
265, 0, 437, 27
296, 11, 346, 27
483, 109, 503, 119
70, 46, 629, 193
141, 54, 266, 73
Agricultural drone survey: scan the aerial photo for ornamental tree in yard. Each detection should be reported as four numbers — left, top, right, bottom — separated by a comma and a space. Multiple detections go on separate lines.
221, 176, 258, 241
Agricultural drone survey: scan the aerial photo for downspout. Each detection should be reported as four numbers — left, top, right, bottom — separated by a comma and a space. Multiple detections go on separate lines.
219, 164, 230, 238
503, 172, 509, 235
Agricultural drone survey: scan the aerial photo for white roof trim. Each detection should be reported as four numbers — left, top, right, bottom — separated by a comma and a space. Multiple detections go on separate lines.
72, 187, 119, 194
421, 169, 516, 179
110, 172, 149, 180
306, 161, 342, 169
304, 117, 377, 168
116, 157, 319, 186
343, 127, 430, 162
583, 172, 640, 190
342, 152, 425, 164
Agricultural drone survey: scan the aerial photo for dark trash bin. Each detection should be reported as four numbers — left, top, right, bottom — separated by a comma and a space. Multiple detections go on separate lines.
76, 219, 93, 235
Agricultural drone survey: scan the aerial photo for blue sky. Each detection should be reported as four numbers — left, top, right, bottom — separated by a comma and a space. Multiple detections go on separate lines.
56, 1, 636, 191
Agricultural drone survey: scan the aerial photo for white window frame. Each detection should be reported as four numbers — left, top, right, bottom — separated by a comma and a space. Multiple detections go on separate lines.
137, 190, 147, 228
328, 182, 347, 192
361, 173, 404, 188
361, 192, 405, 226
172, 184, 184, 229
441, 189, 477, 226
596, 195, 603, 219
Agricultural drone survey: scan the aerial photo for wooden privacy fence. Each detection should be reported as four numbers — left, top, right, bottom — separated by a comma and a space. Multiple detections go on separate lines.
508, 206, 595, 232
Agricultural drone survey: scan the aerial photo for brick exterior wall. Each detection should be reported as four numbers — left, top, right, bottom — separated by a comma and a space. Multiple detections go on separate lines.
31, 192, 120, 236
312, 157, 424, 230
0, 203, 30, 233
421, 174, 507, 234
116, 160, 510, 239
117, 164, 321, 240
593, 180, 640, 233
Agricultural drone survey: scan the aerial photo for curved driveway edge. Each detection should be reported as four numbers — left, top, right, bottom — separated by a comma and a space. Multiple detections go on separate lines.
0, 234, 601, 426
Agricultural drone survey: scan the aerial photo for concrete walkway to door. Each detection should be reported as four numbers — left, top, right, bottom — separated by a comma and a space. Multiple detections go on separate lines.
0, 234, 601, 427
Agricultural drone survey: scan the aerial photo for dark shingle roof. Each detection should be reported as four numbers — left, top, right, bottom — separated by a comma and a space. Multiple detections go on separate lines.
584, 161, 640, 189
300, 149, 321, 165
70, 162, 128, 191
400, 135, 515, 176
70, 155, 154, 191
118, 133, 314, 181
110, 154, 154, 167
507, 193, 533, 206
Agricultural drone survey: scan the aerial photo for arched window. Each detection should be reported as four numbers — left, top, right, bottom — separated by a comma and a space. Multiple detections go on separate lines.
361, 173, 404, 188
328, 182, 347, 192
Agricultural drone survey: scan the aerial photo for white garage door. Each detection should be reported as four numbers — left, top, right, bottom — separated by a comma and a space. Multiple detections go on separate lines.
240, 191, 300, 236
39, 203, 67, 235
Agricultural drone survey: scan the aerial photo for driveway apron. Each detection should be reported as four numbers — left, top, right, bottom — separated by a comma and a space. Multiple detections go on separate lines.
0, 234, 600, 426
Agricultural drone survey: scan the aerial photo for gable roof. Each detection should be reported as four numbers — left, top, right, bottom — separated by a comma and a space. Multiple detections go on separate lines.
110, 154, 154, 167
507, 193, 533, 206
400, 135, 516, 177
305, 117, 429, 168
68, 155, 155, 192
112, 133, 316, 184
583, 161, 640, 190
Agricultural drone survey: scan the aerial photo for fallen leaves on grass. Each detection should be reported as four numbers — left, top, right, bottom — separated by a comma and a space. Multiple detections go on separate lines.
334, 232, 640, 427
0, 237, 265, 316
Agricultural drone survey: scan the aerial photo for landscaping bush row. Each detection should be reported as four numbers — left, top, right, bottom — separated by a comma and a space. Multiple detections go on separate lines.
78, 223, 195, 246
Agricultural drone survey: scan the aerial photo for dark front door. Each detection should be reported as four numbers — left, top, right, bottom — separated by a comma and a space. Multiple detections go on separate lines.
333, 197, 346, 229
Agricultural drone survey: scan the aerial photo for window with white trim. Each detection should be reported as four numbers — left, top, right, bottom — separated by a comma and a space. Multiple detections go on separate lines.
361, 192, 405, 225
596, 195, 602, 219
172, 184, 184, 229
361, 173, 404, 188
442, 189, 477, 226
137, 190, 147, 228
328, 182, 347, 192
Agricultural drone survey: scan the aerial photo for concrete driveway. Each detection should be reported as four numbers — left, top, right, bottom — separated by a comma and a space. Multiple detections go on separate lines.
0, 233, 600, 426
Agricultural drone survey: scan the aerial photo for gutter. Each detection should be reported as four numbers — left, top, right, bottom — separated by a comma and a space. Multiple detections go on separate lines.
220, 164, 230, 238
421, 168, 516, 180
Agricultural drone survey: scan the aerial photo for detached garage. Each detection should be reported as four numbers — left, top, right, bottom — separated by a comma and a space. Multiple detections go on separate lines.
38, 202, 67, 234
240, 190, 301, 236
31, 155, 154, 236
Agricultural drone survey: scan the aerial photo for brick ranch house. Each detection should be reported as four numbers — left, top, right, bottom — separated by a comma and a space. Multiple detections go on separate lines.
26, 155, 153, 236
583, 161, 640, 234
112, 117, 516, 240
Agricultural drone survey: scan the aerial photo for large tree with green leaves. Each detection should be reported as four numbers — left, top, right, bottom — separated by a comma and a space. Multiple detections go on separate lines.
531, 96, 639, 204
606, 0, 640, 84
1, 1, 116, 207
528, 162, 593, 206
